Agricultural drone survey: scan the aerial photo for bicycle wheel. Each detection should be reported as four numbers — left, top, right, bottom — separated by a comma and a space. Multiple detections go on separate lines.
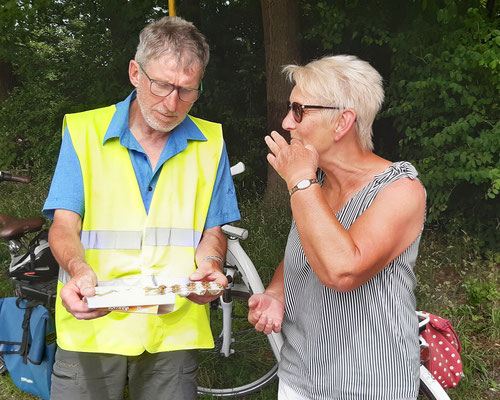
197, 287, 278, 398
419, 365, 451, 400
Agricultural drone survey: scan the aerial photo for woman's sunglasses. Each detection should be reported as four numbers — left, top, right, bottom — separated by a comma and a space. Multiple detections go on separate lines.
287, 101, 340, 123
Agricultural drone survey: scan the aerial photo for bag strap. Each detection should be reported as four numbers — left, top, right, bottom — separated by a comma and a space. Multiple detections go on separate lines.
15, 298, 39, 364
427, 312, 462, 353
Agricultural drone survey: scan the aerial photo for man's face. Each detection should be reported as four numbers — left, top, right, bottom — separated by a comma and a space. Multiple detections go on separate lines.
131, 56, 203, 133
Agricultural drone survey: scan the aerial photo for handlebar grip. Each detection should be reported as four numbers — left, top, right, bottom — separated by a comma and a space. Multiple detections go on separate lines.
0, 171, 31, 183
222, 224, 249, 240
230, 162, 245, 177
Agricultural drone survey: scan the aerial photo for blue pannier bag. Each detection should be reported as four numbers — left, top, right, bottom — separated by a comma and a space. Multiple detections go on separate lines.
0, 297, 56, 400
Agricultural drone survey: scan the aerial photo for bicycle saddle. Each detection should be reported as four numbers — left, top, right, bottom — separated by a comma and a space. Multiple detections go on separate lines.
0, 214, 15, 227
0, 215, 46, 240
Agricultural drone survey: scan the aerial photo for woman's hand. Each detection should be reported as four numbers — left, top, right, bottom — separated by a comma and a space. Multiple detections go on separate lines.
248, 293, 285, 334
265, 131, 319, 189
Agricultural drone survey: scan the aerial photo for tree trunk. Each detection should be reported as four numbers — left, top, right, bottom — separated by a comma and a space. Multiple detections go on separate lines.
261, 0, 301, 202
486, 0, 495, 18
0, 62, 14, 102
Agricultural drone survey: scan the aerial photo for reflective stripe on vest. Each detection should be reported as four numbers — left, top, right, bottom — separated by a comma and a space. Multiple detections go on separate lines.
79, 228, 203, 250
55, 105, 223, 355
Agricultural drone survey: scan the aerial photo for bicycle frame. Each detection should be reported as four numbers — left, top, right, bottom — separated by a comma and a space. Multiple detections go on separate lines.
220, 224, 283, 361
197, 218, 282, 397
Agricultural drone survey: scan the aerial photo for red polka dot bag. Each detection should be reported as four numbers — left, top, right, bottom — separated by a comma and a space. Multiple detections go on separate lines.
420, 312, 464, 389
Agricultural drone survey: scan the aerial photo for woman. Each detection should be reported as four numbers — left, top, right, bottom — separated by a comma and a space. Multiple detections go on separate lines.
248, 55, 426, 399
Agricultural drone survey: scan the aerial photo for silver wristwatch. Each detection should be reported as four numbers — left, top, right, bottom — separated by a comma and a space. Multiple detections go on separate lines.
288, 178, 319, 196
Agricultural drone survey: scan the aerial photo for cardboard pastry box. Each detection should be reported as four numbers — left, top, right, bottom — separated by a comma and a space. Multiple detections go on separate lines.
86, 275, 223, 315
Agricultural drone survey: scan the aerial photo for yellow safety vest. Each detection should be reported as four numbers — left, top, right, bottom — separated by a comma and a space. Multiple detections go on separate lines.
55, 104, 223, 355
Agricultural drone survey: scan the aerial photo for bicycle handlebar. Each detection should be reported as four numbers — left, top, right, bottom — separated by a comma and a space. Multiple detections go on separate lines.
0, 171, 31, 184
230, 162, 245, 177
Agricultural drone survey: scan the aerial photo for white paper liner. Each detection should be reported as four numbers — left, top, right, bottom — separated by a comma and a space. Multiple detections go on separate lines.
86, 276, 224, 310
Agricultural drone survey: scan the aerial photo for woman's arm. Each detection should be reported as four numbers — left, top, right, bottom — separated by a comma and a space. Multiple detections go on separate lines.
266, 131, 426, 292
291, 178, 425, 291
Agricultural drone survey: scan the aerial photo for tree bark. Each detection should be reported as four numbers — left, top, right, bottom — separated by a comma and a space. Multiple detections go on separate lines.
0, 62, 14, 102
261, 0, 301, 201
486, 0, 495, 18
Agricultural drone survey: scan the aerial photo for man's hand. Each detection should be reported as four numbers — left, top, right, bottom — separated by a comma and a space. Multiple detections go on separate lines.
59, 262, 108, 320
187, 258, 228, 305
49, 209, 107, 319
190, 226, 227, 305
248, 293, 285, 334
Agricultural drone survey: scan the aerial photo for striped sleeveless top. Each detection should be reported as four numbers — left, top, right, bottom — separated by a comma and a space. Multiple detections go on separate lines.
279, 162, 424, 400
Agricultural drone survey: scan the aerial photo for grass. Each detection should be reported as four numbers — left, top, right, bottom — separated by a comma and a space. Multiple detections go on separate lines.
1, 177, 498, 399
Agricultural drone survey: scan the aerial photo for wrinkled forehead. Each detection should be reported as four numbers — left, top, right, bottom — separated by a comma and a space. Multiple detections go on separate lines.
143, 54, 203, 86
149, 49, 203, 75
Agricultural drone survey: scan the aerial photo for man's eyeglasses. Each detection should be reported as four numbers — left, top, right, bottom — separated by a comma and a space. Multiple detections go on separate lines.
138, 63, 203, 104
287, 101, 340, 123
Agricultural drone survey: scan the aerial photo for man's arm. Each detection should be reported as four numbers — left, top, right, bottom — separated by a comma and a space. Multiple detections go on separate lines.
188, 225, 228, 305
49, 209, 108, 320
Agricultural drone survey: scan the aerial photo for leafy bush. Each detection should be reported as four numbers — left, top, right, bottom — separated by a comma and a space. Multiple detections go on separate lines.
383, 3, 499, 247
301, 0, 499, 252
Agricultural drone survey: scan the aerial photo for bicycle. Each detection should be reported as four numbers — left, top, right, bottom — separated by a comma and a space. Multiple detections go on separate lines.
0, 171, 58, 378
197, 162, 452, 400
196, 163, 283, 397
0, 171, 58, 309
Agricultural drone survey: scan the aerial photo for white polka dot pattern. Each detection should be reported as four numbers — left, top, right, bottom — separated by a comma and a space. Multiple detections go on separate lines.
420, 312, 464, 389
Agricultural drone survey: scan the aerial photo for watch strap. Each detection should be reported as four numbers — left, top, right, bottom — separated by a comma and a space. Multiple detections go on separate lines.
288, 178, 319, 196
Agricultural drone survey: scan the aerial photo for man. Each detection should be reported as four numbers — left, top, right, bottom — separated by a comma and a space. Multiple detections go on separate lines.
43, 16, 240, 400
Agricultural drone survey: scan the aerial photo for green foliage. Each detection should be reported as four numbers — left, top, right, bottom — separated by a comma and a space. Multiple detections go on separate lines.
180, 0, 268, 182
301, 0, 499, 251
0, 0, 174, 172
383, 3, 499, 240
0, 0, 268, 183
414, 227, 499, 398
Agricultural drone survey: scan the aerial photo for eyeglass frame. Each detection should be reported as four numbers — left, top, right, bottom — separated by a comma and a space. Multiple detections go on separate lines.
137, 62, 203, 104
287, 101, 341, 123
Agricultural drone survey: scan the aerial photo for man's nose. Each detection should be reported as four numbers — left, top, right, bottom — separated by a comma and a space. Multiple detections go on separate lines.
162, 88, 180, 111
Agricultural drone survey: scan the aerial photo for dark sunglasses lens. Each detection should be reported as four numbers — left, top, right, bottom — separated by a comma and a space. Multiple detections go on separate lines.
292, 103, 302, 122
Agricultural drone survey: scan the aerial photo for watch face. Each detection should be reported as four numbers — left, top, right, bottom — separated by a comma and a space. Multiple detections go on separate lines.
297, 179, 310, 190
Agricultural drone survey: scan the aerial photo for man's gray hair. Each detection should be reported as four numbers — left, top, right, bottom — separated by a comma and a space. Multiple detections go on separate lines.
283, 55, 384, 152
135, 16, 210, 72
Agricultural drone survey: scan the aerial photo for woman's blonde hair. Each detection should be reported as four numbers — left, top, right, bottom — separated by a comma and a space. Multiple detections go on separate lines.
135, 16, 209, 72
283, 55, 384, 152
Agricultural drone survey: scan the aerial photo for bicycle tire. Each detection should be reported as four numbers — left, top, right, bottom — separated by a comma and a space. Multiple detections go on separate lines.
197, 288, 278, 398
0, 355, 6, 375
419, 365, 451, 400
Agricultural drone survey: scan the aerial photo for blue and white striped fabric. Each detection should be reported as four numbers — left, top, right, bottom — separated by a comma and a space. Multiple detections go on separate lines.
279, 161, 424, 400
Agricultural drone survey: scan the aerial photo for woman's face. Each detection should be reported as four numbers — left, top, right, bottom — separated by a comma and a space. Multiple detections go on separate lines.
282, 86, 336, 154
